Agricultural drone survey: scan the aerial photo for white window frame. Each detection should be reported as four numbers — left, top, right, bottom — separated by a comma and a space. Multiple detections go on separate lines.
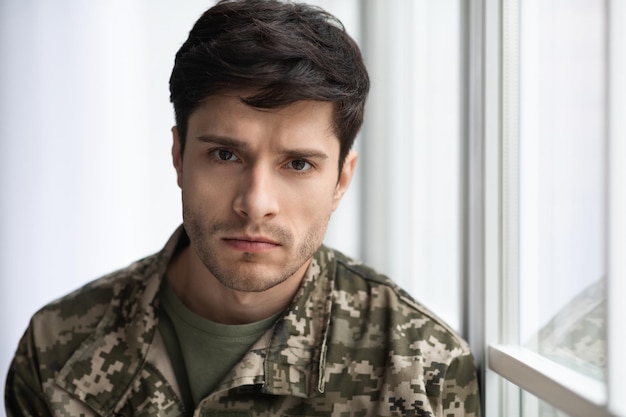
469, 0, 626, 416
607, 1, 626, 415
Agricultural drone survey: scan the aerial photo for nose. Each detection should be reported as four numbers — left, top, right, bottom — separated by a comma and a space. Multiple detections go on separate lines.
233, 165, 280, 221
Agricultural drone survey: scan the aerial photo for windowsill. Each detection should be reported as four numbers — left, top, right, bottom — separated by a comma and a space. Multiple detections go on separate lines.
488, 344, 609, 417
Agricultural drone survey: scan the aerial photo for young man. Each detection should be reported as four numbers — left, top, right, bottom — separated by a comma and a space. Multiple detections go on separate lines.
5, 1, 480, 416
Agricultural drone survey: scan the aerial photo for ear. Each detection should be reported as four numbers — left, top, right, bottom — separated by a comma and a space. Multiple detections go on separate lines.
332, 150, 358, 211
172, 126, 183, 188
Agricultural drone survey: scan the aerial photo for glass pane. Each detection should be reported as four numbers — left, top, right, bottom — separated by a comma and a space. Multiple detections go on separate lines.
518, 0, 607, 380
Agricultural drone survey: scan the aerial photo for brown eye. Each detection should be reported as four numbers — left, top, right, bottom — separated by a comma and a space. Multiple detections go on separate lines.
289, 159, 311, 171
213, 149, 237, 161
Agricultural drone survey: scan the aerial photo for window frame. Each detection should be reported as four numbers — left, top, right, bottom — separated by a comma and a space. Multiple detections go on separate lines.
607, 0, 626, 414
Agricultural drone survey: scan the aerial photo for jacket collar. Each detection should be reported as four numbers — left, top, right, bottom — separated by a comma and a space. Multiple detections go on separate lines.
54, 226, 184, 416
262, 249, 335, 397
210, 247, 336, 399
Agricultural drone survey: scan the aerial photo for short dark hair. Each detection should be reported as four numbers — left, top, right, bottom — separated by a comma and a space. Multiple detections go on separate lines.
169, 0, 369, 168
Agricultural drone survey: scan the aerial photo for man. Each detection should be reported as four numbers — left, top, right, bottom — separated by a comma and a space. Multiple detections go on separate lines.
5, 1, 480, 416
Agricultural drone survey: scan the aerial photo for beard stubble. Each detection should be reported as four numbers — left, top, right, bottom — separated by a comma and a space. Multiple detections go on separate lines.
182, 203, 330, 293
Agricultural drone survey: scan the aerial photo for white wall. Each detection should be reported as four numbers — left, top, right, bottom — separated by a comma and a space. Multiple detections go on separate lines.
0, 0, 212, 407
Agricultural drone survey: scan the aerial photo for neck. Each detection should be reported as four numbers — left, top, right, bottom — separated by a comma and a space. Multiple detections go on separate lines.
166, 246, 305, 325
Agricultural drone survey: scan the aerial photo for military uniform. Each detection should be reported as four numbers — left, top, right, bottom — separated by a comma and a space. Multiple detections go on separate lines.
5, 227, 480, 417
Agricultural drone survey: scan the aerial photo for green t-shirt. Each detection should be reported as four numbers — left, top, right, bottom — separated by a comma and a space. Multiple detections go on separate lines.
158, 280, 279, 411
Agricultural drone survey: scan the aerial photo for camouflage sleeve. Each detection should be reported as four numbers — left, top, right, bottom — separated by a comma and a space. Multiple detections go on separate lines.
441, 352, 481, 417
4, 324, 53, 417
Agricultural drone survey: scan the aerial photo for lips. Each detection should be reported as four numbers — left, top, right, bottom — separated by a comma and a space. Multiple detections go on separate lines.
222, 235, 280, 252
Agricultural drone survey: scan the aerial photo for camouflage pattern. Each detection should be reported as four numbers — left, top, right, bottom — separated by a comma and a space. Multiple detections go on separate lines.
530, 277, 606, 381
5, 226, 480, 416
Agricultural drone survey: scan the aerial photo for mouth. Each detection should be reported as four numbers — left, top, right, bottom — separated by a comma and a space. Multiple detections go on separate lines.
221, 235, 280, 253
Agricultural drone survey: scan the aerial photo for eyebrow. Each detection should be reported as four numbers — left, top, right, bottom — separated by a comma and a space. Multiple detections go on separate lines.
195, 134, 330, 160
196, 134, 249, 149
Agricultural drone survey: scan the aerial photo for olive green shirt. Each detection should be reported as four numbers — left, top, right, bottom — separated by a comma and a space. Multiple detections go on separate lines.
5, 226, 480, 416
159, 280, 279, 409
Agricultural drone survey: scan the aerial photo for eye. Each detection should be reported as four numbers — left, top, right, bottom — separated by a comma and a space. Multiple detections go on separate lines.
287, 159, 312, 172
212, 149, 238, 162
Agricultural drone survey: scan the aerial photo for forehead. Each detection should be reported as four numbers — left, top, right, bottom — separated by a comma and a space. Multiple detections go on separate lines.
187, 93, 339, 150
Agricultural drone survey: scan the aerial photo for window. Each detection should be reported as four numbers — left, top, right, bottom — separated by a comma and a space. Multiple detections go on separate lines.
518, 0, 607, 383
479, 0, 626, 416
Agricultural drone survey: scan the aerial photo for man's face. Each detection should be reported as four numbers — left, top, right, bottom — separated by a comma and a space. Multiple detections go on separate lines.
172, 93, 356, 293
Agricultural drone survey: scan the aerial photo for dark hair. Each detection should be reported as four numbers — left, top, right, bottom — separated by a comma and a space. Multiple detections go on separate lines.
169, 0, 369, 168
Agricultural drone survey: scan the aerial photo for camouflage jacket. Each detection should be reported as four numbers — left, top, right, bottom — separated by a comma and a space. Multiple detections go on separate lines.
5, 227, 480, 417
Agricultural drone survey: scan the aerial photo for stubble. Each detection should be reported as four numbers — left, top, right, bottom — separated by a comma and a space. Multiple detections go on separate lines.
182, 203, 330, 292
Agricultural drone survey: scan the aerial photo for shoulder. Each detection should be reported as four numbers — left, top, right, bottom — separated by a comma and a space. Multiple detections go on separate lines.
327, 247, 471, 357
35, 252, 159, 323
21, 252, 161, 371
37, 227, 185, 327
321, 248, 479, 412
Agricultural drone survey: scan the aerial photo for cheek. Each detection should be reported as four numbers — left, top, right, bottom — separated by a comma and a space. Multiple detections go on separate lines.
287, 185, 336, 220
181, 169, 237, 211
